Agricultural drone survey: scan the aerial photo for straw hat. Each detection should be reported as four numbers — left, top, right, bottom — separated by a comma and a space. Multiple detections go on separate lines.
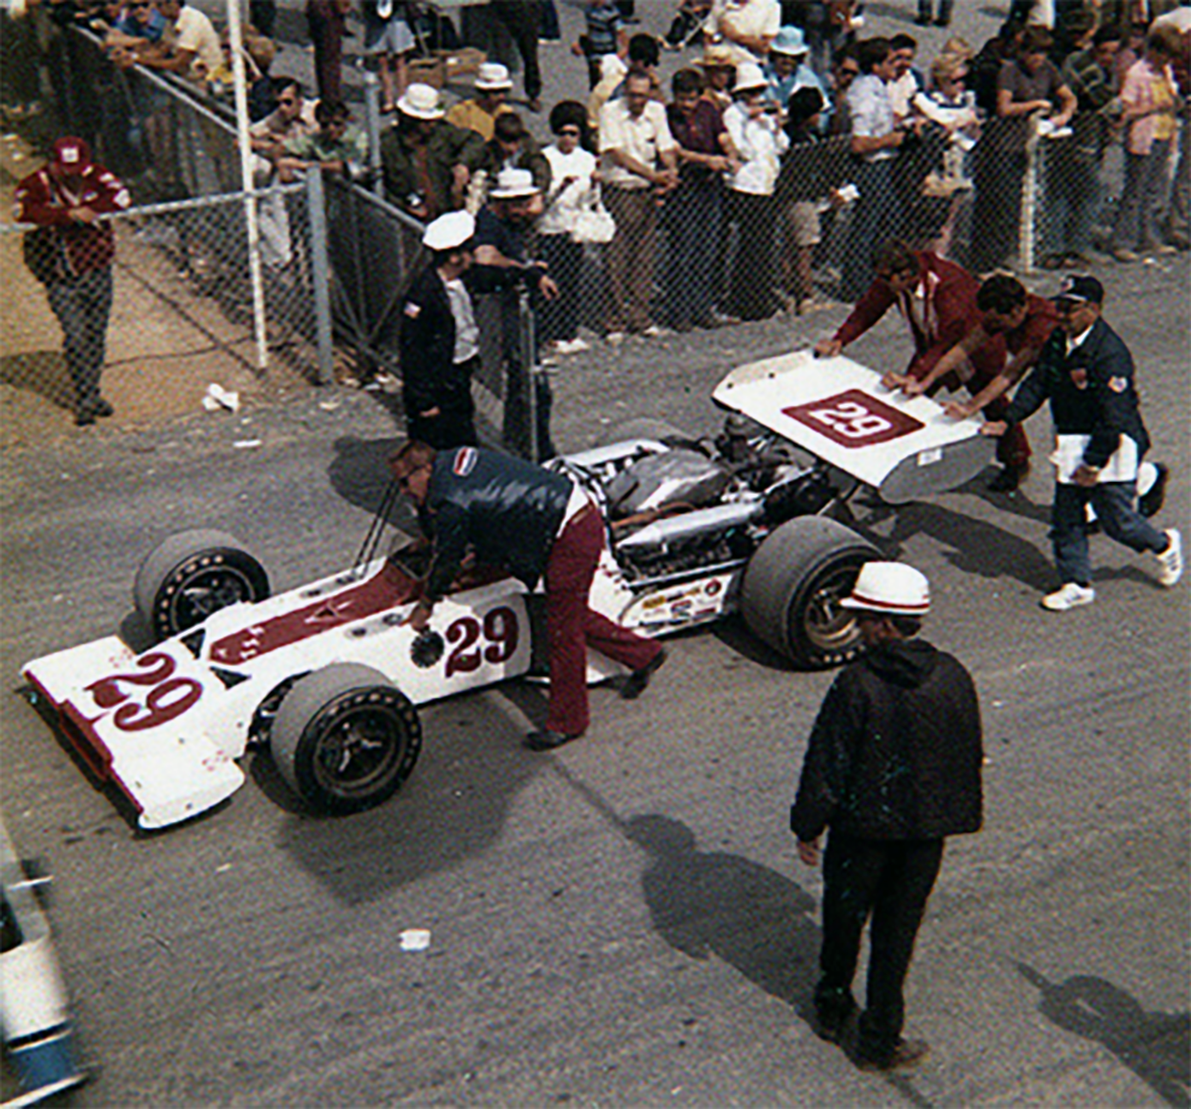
397, 82, 444, 120
475, 62, 513, 91
489, 167, 539, 200
732, 61, 768, 93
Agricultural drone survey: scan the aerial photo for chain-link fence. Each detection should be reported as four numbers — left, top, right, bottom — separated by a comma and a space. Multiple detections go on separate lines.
532, 106, 1185, 339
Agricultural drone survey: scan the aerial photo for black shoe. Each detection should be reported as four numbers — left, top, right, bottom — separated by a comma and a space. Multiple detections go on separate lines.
75, 410, 97, 426
621, 647, 666, 700
1140, 462, 1169, 518
816, 1004, 857, 1044
988, 463, 1028, 493
914, 13, 931, 24
856, 1037, 930, 1071
76, 397, 114, 424
934, 16, 950, 26
523, 728, 581, 751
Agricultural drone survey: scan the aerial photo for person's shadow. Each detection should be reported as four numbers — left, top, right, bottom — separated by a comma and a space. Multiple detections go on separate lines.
1018, 963, 1191, 1107
624, 814, 821, 1025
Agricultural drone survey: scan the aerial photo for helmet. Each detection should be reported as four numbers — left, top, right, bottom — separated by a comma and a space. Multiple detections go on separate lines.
840, 562, 930, 616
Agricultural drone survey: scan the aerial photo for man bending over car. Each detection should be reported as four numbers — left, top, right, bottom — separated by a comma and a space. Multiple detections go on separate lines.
389, 442, 666, 750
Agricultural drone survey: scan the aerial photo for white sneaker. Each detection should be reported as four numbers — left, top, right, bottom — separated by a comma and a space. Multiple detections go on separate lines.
1041, 582, 1096, 611
1156, 528, 1183, 587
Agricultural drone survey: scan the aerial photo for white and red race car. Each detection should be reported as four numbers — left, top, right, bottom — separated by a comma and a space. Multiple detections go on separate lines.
22, 353, 993, 831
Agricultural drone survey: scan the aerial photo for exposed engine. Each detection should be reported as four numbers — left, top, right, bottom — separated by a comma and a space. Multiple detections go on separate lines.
550, 420, 844, 583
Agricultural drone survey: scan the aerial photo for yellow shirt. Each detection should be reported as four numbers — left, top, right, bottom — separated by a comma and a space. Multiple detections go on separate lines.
445, 98, 513, 142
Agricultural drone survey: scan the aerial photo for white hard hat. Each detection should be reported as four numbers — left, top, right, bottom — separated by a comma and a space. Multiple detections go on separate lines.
840, 561, 931, 616
422, 210, 475, 251
489, 166, 539, 199
475, 62, 513, 91
733, 61, 768, 94
397, 82, 444, 120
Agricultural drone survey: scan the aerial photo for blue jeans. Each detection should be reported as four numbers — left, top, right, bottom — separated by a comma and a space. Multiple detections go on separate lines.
1113, 141, 1173, 253
46, 268, 113, 413
841, 158, 901, 302
1052, 479, 1167, 586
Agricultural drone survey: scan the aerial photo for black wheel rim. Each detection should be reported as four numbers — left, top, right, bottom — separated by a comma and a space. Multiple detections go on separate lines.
799, 562, 863, 656
311, 694, 407, 801
167, 558, 260, 633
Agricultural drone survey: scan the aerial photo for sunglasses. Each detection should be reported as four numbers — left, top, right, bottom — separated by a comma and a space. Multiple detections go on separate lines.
557, 127, 581, 136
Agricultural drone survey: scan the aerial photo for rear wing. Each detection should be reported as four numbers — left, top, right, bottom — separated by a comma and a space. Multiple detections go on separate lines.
713, 351, 994, 503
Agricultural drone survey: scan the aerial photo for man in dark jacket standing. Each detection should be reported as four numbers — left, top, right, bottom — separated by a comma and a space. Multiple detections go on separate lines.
400, 211, 480, 449
389, 441, 665, 750
791, 561, 983, 1070
981, 275, 1182, 610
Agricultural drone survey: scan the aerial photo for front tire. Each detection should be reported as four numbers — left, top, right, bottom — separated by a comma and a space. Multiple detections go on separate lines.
134, 529, 270, 642
271, 664, 422, 814
740, 517, 879, 668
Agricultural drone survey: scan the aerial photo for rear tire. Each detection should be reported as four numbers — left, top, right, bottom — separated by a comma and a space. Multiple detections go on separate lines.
741, 517, 879, 668
271, 664, 422, 814
134, 530, 270, 643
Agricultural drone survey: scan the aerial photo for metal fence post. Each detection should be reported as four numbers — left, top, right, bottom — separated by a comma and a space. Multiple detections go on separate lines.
363, 71, 385, 197
1021, 114, 1040, 273
305, 169, 335, 385
518, 286, 540, 463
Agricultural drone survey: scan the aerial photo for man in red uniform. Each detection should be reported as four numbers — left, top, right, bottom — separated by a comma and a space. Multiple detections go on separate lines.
15, 137, 131, 425
905, 273, 1057, 491
389, 441, 665, 750
813, 241, 1031, 489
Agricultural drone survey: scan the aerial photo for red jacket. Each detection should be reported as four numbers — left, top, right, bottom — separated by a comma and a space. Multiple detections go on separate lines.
15, 162, 130, 277
833, 252, 1005, 390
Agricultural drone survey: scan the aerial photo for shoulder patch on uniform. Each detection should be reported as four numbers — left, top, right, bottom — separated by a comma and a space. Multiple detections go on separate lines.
453, 446, 478, 476
404, 302, 422, 318
1107, 376, 1128, 393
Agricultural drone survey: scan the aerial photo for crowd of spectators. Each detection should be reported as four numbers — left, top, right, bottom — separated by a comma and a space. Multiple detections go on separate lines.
13, 0, 1189, 344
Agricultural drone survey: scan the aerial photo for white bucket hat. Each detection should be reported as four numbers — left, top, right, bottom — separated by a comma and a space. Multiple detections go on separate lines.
397, 82, 444, 120
475, 62, 513, 91
840, 562, 931, 616
489, 167, 539, 200
732, 61, 768, 94
422, 210, 476, 252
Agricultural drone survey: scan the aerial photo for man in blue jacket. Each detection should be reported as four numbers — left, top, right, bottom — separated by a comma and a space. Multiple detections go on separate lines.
792, 561, 983, 1071
981, 275, 1182, 611
389, 441, 665, 749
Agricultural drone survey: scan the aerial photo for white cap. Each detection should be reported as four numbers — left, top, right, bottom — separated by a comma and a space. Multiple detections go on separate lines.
733, 61, 768, 94
840, 562, 931, 616
475, 62, 513, 91
489, 167, 539, 199
397, 82, 444, 120
422, 210, 475, 251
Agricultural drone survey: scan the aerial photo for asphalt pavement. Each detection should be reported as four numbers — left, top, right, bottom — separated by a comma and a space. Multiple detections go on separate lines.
3, 1, 1190, 1104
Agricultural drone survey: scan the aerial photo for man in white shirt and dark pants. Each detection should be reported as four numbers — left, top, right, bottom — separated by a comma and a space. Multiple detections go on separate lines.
599, 70, 679, 338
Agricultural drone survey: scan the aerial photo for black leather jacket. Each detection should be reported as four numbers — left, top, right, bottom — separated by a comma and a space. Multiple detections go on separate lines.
791, 638, 984, 842
423, 446, 572, 600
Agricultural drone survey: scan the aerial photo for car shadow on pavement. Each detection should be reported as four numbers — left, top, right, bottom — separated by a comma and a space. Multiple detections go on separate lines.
269, 694, 544, 905
1017, 962, 1191, 1108
624, 814, 821, 1023
882, 501, 1057, 590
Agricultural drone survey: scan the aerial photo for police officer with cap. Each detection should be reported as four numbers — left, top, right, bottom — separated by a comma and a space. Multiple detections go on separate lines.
791, 561, 983, 1070
981, 274, 1182, 611
399, 210, 481, 449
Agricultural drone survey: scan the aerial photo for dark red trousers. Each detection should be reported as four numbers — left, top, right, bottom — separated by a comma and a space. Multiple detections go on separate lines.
544, 505, 661, 736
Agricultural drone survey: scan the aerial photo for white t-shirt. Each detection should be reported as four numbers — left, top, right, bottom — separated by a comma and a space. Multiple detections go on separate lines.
724, 102, 787, 195
173, 4, 223, 78
599, 97, 676, 189
703, 0, 780, 66
445, 277, 479, 364
539, 145, 599, 236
